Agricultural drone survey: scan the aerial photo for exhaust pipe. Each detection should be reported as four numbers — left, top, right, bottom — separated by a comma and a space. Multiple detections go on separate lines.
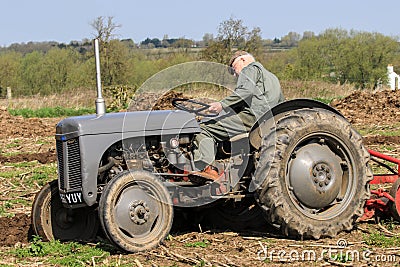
94, 38, 106, 116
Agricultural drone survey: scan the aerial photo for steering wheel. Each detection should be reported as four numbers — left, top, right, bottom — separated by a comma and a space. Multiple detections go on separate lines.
171, 98, 219, 117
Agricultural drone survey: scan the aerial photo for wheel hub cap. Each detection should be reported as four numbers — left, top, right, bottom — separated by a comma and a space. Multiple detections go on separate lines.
312, 163, 333, 192
129, 200, 150, 225
288, 143, 343, 209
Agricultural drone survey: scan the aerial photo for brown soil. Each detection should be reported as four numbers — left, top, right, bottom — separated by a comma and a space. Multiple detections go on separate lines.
331, 89, 400, 126
0, 106, 59, 139
0, 214, 32, 246
2, 89, 400, 265
0, 151, 55, 164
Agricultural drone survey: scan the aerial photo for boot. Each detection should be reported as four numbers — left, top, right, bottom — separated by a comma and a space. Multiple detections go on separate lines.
189, 165, 220, 184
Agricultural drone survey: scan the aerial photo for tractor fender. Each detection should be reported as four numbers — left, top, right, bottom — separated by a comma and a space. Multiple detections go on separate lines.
249, 98, 344, 149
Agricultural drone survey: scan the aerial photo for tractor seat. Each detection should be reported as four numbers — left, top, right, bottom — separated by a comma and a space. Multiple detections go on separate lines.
218, 133, 250, 157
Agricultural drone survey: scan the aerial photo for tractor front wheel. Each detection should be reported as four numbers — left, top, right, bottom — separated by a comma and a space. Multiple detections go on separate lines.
98, 170, 173, 252
31, 180, 99, 242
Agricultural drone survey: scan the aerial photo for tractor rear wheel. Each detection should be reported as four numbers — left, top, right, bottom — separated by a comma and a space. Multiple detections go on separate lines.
98, 170, 173, 252
31, 180, 99, 241
254, 108, 372, 239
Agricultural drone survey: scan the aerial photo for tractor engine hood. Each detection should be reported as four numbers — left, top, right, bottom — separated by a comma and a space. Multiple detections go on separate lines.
55, 110, 200, 140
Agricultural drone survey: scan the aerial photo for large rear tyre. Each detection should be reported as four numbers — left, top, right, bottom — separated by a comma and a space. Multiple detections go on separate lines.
254, 108, 372, 239
31, 180, 99, 241
98, 170, 173, 252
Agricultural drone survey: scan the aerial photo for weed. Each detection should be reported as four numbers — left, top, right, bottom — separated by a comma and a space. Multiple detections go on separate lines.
313, 97, 335, 104
363, 232, 400, 248
384, 219, 397, 231
184, 239, 210, 248
0, 205, 12, 217
5, 139, 21, 149
9, 106, 96, 118
7, 161, 38, 168
330, 253, 353, 263
0, 163, 56, 215
9, 237, 110, 266
357, 123, 400, 137
35, 139, 52, 145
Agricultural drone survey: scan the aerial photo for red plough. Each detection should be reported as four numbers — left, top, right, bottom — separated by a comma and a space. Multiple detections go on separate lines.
360, 149, 400, 221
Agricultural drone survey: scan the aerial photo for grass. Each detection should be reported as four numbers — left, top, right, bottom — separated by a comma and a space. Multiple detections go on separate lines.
8, 237, 110, 266
0, 88, 103, 110
357, 123, 400, 137
280, 80, 355, 100
363, 232, 400, 248
5, 139, 21, 149
184, 239, 210, 248
8, 106, 96, 118
0, 162, 57, 217
0, 80, 357, 112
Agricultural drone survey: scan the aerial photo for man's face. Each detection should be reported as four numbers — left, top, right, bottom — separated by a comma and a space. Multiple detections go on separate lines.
231, 56, 245, 76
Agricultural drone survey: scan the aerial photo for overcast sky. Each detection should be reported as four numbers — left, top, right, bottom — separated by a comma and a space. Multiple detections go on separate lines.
1, 0, 399, 46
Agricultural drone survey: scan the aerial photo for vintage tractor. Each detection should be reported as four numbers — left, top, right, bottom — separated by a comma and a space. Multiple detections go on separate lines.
30, 45, 374, 252
30, 96, 374, 252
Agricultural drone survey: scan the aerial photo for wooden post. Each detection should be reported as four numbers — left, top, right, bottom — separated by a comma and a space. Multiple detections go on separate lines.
6, 87, 12, 99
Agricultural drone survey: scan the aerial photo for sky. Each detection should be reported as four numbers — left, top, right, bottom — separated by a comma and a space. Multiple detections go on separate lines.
1, 0, 400, 47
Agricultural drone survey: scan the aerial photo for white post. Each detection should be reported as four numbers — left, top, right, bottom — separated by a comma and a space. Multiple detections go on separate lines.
6, 87, 12, 99
388, 65, 396, 90
94, 39, 106, 115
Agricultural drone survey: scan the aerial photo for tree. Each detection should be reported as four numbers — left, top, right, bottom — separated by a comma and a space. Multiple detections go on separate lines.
217, 17, 247, 49
0, 51, 21, 94
42, 48, 82, 92
90, 16, 121, 42
201, 17, 263, 64
293, 37, 328, 80
19, 51, 45, 95
90, 16, 129, 86
340, 31, 398, 88
202, 33, 214, 47
302, 31, 315, 40
244, 27, 263, 58
281, 32, 301, 47
200, 40, 230, 63
292, 28, 399, 88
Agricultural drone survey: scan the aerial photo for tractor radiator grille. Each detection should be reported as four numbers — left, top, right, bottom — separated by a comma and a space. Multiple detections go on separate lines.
57, 138, 82, 191
56, 140, 65, 189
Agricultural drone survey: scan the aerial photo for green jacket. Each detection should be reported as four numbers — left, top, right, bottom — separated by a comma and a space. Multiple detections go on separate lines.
220, 62, 284, 125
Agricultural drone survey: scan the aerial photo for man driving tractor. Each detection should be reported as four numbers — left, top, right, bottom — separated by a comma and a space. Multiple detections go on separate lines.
191, 50, 285, 181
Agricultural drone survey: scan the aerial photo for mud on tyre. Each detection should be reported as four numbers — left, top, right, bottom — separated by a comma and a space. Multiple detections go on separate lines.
98, 170, 173, 252
31, 180, 99, 242
254, 108, 373, 239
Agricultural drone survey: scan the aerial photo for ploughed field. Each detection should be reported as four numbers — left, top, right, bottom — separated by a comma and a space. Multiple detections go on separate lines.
1, 90, 400, 266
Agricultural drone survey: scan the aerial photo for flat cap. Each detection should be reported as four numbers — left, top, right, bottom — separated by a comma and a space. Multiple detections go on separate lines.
228, 50, 249, 66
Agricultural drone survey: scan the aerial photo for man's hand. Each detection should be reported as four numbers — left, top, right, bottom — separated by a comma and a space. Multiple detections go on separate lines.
208, 102, 223, 114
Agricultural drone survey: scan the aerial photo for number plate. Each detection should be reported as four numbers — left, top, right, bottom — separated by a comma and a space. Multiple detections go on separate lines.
60, 191, 83, 205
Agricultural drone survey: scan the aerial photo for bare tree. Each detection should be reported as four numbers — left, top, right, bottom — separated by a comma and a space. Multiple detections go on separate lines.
90, 16, 121, 42
202, 17, 262, 64
217, 17, 248, 48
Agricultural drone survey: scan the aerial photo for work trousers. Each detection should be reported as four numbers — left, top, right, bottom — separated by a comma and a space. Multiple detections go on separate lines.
193, 111, 255, 170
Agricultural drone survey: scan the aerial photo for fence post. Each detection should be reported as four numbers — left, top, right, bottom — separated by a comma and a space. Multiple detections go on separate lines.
6, 87, 12, 99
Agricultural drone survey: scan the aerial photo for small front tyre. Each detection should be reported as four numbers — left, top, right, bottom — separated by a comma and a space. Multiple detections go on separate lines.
98, 171, 173, 252
31, 180, 99, 241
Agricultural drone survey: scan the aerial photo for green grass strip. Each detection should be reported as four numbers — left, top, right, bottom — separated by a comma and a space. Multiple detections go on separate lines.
8, 106, 96, 118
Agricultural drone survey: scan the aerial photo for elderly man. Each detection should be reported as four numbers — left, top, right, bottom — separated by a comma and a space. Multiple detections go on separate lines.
191, 50, 285, 181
